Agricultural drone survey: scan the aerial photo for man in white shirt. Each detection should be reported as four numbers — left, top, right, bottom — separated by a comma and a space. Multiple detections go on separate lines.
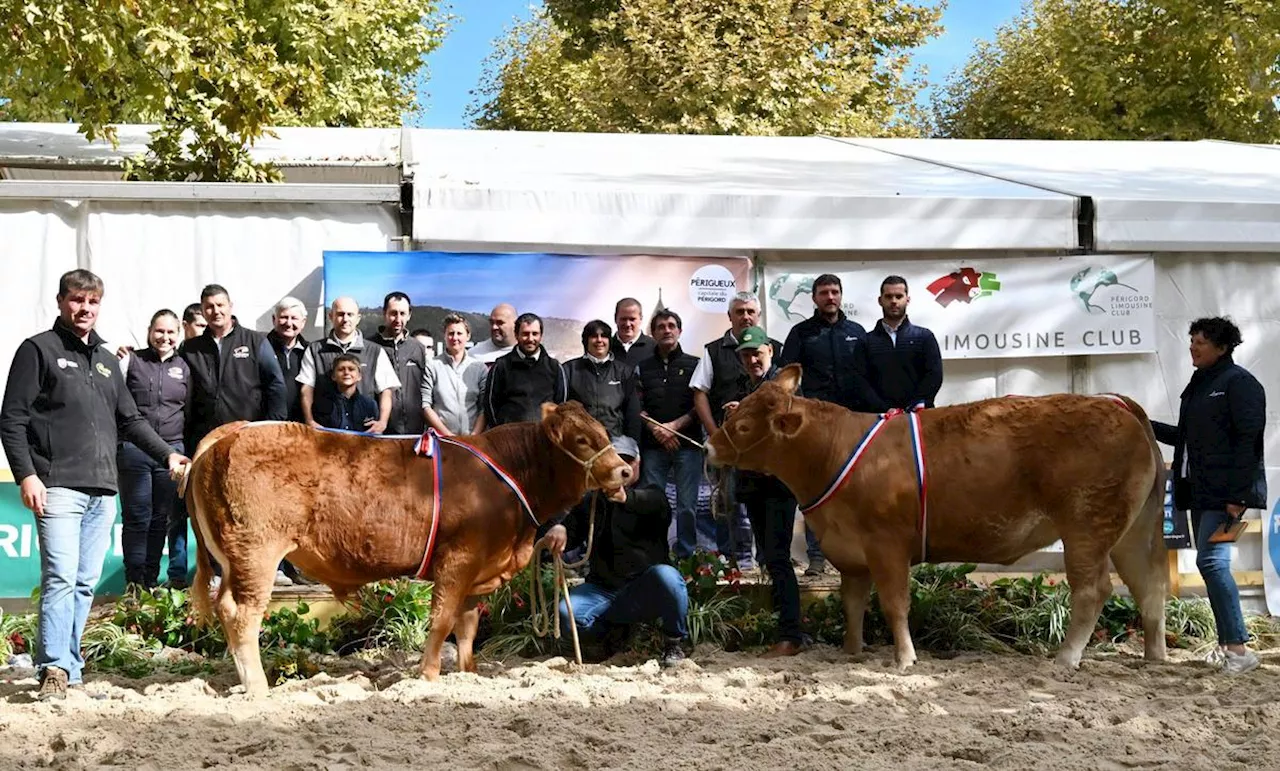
296, 297, 401, 434
468, 303, 517, 364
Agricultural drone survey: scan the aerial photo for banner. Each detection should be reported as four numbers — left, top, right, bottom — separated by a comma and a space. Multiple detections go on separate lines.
764, 255, 1155, 359
322, 251, 752, 361
0, 481, 194, 600
1265, 499, 1280, 615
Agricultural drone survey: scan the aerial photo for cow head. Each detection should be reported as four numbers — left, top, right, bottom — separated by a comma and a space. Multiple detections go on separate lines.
706, 364, 805, 474
541, 401, 632, 501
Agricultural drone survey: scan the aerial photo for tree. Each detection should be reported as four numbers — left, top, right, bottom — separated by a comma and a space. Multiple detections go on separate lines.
0, 0, 448, 181
472, 0, 944, 137
935, 0, 1280, 141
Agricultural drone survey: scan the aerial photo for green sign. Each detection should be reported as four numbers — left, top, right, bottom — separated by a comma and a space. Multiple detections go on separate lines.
0, 482, 194, 599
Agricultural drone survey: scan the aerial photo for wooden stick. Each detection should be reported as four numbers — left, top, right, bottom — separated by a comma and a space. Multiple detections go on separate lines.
640, 414, 707, 450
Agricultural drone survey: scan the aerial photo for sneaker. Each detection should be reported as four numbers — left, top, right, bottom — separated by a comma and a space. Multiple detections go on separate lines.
660, 637, 686, 669
164, 578, 190, 591
1222, 649, 1259, 675
274, 570, 294, 587
36, 666, 69, 701
1203, 646, 1227, 666
804, 558, 826, 577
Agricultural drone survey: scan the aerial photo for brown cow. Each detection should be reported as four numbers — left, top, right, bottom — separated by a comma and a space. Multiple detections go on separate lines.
176, 401, 630, 695
706, 364, 1168, 671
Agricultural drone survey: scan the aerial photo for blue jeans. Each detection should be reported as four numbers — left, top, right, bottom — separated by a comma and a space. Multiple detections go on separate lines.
36, 488, 117, 684
559, 565, 689, 640
642, 446, 706, 559
805, 523, 824, 563
1191, 509, 1249, 645
168, 497, 190, 584
710, 467, 755, 569
118, 441, 183, 586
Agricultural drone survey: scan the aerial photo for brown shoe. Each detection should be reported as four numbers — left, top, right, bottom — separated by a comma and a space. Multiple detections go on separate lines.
761, 641, 804, 659
37, 666, 69, 701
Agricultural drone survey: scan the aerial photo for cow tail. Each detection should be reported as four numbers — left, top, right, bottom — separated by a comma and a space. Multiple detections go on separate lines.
179, 421, 251, 628
1117, 396, 1168, 559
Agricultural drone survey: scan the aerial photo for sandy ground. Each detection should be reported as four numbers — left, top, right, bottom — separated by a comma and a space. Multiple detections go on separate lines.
0, 645, 1276, 771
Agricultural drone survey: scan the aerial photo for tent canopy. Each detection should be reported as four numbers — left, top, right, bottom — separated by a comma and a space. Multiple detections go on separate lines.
405, 129, 1079, 253
850, 138, 1280, 252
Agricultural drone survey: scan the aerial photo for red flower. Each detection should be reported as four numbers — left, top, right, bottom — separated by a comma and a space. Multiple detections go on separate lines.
514, 597, 526, 609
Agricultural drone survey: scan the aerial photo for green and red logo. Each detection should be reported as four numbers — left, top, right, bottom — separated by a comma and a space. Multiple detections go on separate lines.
927, 267, 1001, 307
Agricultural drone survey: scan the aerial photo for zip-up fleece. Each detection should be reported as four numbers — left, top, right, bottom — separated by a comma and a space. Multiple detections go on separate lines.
483, 347, 567, 427
563, 355, 641, 442
182, 324, 286, 445
1, 320, 176, 492
124, 347, 189, 443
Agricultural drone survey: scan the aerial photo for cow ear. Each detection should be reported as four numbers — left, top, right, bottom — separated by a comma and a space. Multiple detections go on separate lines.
776, 364, 802, 394
773, 411, 803, 438
540, 402, 559, 421
540, 402, 563, 442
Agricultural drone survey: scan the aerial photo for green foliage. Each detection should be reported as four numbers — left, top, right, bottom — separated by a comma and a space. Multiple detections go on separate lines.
261, 602, 328, 653
0, 607, 37, 660
472, 0, 943, 136
328, 579, 434, 653
0, 0, 449, 180
935, 0, 1280, 141
111, 587, 224, 656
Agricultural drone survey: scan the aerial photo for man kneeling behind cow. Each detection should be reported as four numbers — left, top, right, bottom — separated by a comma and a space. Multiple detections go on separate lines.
706, 362, 1170, 671
177, 400, 633, 695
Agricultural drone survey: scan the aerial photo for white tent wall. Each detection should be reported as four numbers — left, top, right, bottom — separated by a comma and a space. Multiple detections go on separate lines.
0, 197, 402, 475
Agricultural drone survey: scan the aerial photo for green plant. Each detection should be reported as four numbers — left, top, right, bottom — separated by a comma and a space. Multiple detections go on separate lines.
686, 592, 749, 648
261, 602, 329, 653
0, 607, 37, 660
328, 579, 433, 653
111, 587, 225, 656
81, 623, 157, 677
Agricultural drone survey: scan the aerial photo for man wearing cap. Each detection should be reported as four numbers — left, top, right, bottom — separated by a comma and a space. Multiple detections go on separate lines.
723, 325, 805, 657
542, 440, 689, 669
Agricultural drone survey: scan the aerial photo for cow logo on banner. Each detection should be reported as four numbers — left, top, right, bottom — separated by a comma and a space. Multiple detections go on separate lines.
1069, 266, 1148, 315
926, 267, 1001, 307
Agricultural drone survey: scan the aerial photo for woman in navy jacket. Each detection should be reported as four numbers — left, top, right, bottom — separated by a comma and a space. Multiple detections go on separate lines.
1152, 316, 1266, 675
118, 309, 190, 591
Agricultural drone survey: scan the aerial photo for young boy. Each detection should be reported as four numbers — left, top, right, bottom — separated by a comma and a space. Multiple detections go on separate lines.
320, 354, 380, 432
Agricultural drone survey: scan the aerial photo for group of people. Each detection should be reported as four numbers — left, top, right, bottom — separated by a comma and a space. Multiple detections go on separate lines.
0, 266, 1266, 699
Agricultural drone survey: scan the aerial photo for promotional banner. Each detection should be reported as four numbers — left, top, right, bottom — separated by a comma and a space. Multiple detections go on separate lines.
1265, 499, 1280, 615
0, 481, 194, 599
322, 251, 753, 360
764, 255, 1155, 359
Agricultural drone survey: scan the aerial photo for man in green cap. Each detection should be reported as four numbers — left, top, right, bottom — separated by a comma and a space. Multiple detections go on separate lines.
722, 325, 806, 657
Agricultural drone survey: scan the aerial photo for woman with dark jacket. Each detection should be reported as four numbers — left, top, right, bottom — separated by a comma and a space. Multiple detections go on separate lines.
563, 320, 642, 460
1152, 316, 1266, 675
118, 309, 190, 591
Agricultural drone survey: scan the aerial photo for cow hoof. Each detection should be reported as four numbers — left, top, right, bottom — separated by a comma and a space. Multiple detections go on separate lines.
842, 641, 863, 656
893, 657, 916, 671
1053, 653, 1082, 670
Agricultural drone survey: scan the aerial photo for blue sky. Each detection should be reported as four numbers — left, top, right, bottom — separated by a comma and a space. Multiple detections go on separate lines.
414, 0, 1025, 129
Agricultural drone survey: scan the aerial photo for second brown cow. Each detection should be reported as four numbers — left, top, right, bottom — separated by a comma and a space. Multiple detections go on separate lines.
177, 401, 630, 695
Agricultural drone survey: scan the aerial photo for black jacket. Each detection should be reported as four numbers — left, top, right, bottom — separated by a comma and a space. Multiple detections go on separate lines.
368, 330, 427, 435
864, 318, 944, 410
1, 320, 176, 492
483, 347, 567, 427
636, 344, 702, 450
563, 356, 641, 443
124, 347, 189, 443
1153, 355, 1267, 511
182, 324, 287, 445
266, 330, 308, 423
778, 311, 881, 412
563, 485, 672, 591
610, 333, 656, 370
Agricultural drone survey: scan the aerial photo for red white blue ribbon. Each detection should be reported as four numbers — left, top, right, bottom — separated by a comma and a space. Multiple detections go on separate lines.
799, 406, 931, 562
413, 432, 445, 579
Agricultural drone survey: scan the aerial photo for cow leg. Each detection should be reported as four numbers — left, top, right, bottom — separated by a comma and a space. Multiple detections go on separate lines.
867, 554, 916, 670
453, 596, 483, 674
421, 580, 467, 681
1056, 549, 1113, 669
840, 569, 872, 655
1109, 517, 1169, 662
221, 554, 279, 696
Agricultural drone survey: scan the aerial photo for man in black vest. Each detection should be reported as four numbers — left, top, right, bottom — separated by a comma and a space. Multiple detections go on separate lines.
297, 296, 401, 433
367, 291, 427, 435
610, 297, 656, 369
182, 284, 287, 449
266, 296, 309, 423
689, 292, 774, 570
483, 313, 567, 427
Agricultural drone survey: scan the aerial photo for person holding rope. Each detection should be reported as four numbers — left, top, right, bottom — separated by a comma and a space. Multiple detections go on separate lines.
542, 440, 689, 668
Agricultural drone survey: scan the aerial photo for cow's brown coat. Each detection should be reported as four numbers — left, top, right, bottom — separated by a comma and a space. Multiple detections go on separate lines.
707, 365, 1168, 670
177, 402, 629, 695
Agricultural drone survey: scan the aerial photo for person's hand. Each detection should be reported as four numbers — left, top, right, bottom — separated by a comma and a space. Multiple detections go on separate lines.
19, 475, 47, 516
166, 454, 191, 474
541, 524, 568, 557
1225, 503, 1246, 518
365, 418, 388, 435
114, 345, 134, 360
307, 420, 323, 430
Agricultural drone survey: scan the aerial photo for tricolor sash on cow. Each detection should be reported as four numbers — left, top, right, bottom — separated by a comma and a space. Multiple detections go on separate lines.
412, 429, 540, 579
799, 407, 931, 563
